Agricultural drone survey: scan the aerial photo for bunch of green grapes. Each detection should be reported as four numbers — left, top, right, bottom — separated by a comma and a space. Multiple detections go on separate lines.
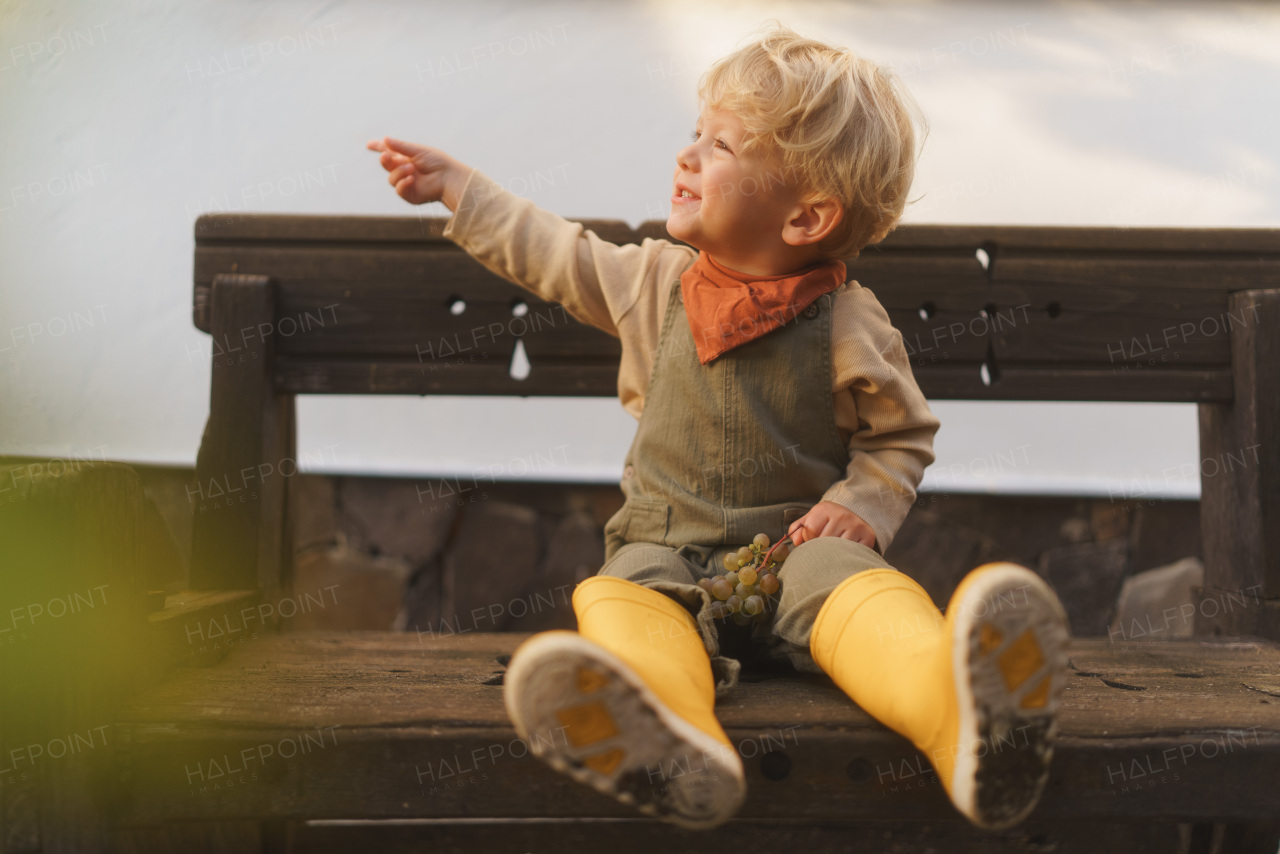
698, 533, 790, 626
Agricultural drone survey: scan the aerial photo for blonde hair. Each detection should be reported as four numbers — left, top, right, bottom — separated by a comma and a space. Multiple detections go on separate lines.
699, 23, 925, 258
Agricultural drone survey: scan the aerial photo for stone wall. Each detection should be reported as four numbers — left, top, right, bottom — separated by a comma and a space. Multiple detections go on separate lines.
126, 463, 1202, 639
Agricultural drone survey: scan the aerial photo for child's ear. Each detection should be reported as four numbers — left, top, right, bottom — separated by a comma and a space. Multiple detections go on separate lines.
782, 197, 844, 247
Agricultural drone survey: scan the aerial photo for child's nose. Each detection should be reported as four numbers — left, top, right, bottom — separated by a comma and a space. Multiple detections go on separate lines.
676, 144, 697, 172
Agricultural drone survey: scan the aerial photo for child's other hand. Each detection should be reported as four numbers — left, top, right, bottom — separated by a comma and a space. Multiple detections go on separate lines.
366, 137, 469, 211
788, 501, 876, 549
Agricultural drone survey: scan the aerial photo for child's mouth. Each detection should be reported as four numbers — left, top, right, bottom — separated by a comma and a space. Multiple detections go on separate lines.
672, 187, 701, 205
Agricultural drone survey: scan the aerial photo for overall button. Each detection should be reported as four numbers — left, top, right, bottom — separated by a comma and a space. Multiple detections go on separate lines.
802, 303, 820, 320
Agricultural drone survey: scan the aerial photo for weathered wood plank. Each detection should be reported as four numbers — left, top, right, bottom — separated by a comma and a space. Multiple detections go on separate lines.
895, 364, 1231, 403
876, 226, 1280, 254
189, 275, 295, 592
286, 817, 1186, 854
198, 276, 619, 360
147, 590, 265, 680
195, 214, 1280, 254
108, 724, 1280, 825
1196, 598, 1280, 641
192, 218, 1277, 410
1198, 288, 1280, 612
992, 256, 1280, 293
196, 272, 1240, 369
111, 633, 1280, 825
115, 633, 1280, 731
194, 246, 515, 291
273, 357, 621, 396
984, 285, 1233, 366
271, 357, 1234, 402
193, 249, 989, 343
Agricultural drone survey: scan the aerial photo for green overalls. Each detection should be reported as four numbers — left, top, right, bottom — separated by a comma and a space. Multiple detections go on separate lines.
600, 278, 897, 692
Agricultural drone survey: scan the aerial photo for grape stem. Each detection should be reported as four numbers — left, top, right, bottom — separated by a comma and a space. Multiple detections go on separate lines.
761, 534, 795, 568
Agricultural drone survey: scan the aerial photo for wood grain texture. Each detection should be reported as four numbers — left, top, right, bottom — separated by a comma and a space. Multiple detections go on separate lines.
273, 356, 621, 396
189, 275, 295, 592
112, 633, 1280, 826
286, 817, 1186, 854
192, 217, 1280, 403
195, 214, 1280, 254
908, 364, 1232, 402
1196, 599, 1280, 642
269, 357, 1235, 402
1198, 289, 1280, 608
147, 590, 265, 681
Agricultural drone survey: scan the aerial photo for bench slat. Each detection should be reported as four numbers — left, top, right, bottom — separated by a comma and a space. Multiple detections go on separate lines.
993, 254, 1280, 289
274, 356, 621, 396
1200, 289, 1280, 600
985, 288, 1233, 366
284, 818, 1187, 854
272, 356, 1233, 402
112, 632, 1280, 826
199, 272, 1235, 382
193, 221, 1276, 404
196, 214, 1280, 254
916, 363, 1234, 402
221, 279, 619, 361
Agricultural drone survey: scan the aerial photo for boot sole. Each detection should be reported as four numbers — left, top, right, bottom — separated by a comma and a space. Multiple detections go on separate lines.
503, 631, 746, 830
947, 563, 1070, 829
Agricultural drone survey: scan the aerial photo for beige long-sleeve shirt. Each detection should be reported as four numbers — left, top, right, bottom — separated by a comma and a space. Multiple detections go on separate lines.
442, 168, 940, 552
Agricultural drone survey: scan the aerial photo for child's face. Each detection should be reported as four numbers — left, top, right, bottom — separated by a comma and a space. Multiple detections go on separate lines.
667, 106, 800, 267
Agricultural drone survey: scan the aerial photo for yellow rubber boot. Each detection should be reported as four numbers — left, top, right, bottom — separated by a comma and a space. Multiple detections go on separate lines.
504, 575, 745, 829
810, 564, 1069, 829
574, 575, 730, 745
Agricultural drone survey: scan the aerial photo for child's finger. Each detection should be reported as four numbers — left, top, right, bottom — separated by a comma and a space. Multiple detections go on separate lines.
382, 136, 427, 157
374, 153, 407, 176
381, 152, 412, 172
388, 163, 416, 184
790, 517, 812, 545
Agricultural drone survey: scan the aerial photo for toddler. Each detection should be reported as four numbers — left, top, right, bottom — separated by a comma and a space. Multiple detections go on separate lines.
369, 24, 1068, 831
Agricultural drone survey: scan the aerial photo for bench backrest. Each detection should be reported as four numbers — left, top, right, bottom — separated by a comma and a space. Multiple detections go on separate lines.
189, 214, 1280, 637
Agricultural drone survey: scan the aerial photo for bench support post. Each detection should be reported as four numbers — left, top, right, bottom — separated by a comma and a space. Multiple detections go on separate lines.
1197, 288, 1280, 639
190, 274, 295, 592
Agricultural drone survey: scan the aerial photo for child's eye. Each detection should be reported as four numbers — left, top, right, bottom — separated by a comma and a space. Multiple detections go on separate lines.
690, 130, 731, 152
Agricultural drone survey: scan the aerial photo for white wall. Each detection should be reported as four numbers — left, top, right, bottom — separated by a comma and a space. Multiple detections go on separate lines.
1, 0, 1276, 498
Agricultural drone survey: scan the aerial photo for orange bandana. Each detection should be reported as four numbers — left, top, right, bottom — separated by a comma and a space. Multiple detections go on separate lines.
679, 252, 847, 365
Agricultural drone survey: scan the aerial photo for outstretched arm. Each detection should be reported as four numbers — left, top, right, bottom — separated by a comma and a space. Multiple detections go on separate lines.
366, 136, 694, 342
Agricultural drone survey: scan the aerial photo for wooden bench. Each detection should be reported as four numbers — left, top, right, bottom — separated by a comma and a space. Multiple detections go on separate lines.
4, 216, 1279, 852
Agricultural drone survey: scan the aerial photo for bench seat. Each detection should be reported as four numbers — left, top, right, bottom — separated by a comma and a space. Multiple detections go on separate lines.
113, 631, 1280, 828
